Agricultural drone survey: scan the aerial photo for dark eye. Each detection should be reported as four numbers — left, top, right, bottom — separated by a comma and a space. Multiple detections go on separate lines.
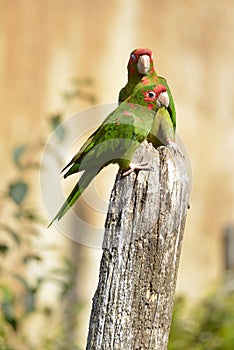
148, 91, 156, 98
131, 53, 136, 60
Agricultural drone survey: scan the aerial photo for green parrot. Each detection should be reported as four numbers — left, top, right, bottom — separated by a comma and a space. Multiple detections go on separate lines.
148, 106, 175, 148
49, 84, 169, 226
119, 48, 176, 134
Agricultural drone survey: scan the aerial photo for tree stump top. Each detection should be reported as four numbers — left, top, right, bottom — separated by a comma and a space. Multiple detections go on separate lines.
86, 141, 190, 350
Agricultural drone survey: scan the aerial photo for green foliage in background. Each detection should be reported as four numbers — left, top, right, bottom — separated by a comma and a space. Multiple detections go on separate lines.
168, 280, 234, 350
0, 79, 95, 350
1, 76, 234, 349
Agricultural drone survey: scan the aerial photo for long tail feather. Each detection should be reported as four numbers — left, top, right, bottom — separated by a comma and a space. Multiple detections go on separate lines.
63, 163, 81, 178
60, 160, 73, 174
48, 169, 97, 227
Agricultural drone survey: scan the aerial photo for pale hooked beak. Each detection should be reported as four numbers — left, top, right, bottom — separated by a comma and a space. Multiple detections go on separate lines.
137, 55, 150, 74
157, 91, 170, 108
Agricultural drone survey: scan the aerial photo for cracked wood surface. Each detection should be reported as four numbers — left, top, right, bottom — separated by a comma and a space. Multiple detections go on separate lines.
86, 141, 190, 350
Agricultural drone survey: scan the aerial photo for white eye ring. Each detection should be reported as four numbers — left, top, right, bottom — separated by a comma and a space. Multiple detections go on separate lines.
148, 91, 156, 98
131, 53, 136, 60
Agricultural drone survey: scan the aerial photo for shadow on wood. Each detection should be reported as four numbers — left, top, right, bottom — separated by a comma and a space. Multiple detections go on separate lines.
86, 140, 190, 350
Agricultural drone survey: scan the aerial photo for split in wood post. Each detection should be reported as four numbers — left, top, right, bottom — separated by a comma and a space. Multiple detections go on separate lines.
86, 140, 190, 350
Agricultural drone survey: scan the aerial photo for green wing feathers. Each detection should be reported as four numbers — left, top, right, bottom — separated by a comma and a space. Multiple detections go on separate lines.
49, 82, 171, 225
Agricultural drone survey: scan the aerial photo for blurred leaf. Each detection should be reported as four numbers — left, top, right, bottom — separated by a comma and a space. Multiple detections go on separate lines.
20, 208, 42, 222
13, 274, 31, 290
1, 301, 18, 331
1, 285, 12, 300
62, 90, 77, 100
62, 77, 97, 104
12, 145, 27, 169
14, 274, 42, 293
12, 274, 36, 313
23, 290, 35, 313
50, 114, 62, 130
8, 181, 28, 205
49, 114, 65, 141
43, 306, 53, 317
82, 92, 96, 104
1, 286, 17, 331
71, 77, 94, 86
62, 89, 96, 104
22, 254, 42, 265
12, 207, 44, 225
1, 225, 21, 245
0, 244, 9, 256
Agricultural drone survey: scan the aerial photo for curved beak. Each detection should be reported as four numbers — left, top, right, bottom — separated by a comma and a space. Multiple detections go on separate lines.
157, 91, 170, 108
137, 55, 150, 74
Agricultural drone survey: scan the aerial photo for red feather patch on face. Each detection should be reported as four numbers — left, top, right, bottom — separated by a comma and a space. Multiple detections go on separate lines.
142, 85, 167, 109
147, 104, 154, 110
127, 48, 155, 77
142, 77, 150, 85
154, 85, 167, 95
132, 48, 153, 60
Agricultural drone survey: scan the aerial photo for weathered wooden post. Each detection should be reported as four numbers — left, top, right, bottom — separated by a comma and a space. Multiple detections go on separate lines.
86, 140, 190, 350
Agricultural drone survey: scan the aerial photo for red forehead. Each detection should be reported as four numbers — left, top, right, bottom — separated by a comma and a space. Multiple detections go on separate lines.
153, 85, 166, 95
142, 85, 167, 108
131, 48, 153, 59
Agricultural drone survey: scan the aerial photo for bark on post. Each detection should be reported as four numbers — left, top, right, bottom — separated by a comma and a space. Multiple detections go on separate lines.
86, 140, 190, 350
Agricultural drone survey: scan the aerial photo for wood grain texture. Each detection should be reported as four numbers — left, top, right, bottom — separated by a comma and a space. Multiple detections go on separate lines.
86, 141, 190, 350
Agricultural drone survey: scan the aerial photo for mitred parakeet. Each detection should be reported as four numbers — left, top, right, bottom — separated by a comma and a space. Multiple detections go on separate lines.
148, 106, 175, 148
119, 48, 176, 135
49, 84, 169, 225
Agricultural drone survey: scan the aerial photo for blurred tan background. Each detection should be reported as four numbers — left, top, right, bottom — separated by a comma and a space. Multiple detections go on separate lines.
1, 0, 234, 348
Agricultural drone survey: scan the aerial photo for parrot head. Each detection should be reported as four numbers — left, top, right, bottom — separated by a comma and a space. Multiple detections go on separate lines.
128, 48, 155, 77
141, 84, 169, 110
127, 84, 169, 111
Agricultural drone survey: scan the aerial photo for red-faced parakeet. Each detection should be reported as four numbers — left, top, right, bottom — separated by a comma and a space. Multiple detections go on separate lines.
49, 84, 169, 225
148, 106, 175, 148
119, 48, 176, 134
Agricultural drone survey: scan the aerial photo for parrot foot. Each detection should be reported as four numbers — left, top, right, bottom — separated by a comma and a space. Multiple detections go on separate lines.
122, 162, 154, 177
167, 140, 184, 159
